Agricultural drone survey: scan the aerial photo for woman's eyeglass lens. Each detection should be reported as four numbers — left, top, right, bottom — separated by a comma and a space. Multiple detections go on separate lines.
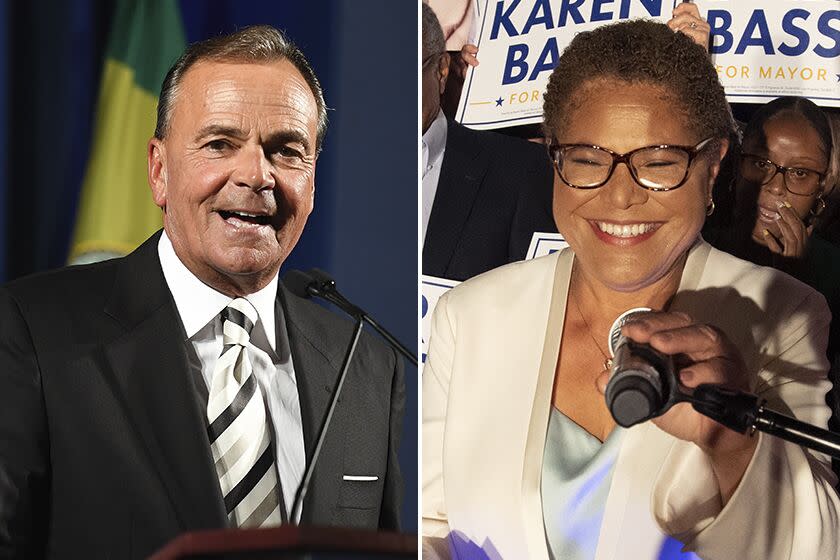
739, 154, 824, 196
548, 138, 713, 192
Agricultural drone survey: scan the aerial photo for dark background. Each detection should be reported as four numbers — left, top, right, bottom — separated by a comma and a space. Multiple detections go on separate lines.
0, 0, 418, 531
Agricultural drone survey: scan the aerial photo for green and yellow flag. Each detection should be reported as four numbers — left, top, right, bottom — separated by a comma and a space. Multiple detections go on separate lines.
70, 0, 185, 263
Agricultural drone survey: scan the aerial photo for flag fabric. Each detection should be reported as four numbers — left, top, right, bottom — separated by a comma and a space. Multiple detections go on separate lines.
69, 0, 185, 263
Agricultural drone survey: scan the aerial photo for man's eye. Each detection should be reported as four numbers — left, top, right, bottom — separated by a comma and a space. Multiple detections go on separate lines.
275, 146, 304, 160
205, 139, 231, 152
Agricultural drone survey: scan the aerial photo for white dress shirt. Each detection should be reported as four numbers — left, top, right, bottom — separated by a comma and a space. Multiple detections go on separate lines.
422, 109, 448, 244
158, 232, 305, 518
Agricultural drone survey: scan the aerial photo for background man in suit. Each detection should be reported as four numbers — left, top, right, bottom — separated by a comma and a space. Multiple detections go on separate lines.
421, 4, 557, 282
0, 26, 403, 558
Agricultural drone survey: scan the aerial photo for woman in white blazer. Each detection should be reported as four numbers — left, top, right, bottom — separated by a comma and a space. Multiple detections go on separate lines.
423, 20, 839, 560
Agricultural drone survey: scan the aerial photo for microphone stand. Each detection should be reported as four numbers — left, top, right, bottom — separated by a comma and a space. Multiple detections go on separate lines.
288, 281, 364, 525
687, 384, 840, 459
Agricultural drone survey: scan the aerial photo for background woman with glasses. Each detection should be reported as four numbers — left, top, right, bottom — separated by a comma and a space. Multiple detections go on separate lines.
423, 20, 839, 560
723, 96, 837, 261
709, 96, 840, 477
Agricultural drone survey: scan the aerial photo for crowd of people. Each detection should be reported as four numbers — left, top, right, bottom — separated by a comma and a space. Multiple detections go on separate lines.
422, 2, 840, 559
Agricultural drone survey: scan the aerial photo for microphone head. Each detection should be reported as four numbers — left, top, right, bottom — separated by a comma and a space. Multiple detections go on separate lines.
308, 268, 334, 282
284, 269, 316, 299
308, 268, 337, 292
605, 364, 663, 427
605, 307, 667, 428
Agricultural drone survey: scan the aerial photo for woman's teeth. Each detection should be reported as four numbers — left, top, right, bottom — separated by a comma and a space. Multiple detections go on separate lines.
596, 222, 656, 238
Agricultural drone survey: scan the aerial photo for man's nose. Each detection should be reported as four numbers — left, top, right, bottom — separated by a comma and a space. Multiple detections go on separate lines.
233, 144, 275, 190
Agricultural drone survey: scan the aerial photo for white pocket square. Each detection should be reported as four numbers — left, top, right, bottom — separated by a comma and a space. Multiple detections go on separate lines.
342, 474, 379, 481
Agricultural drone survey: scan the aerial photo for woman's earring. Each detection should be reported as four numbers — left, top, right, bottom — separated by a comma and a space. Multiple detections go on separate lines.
706, 198, 715, 216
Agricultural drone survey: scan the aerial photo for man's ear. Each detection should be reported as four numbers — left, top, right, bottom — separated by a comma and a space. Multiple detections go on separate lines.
437, 52, 450, 96
148, 137, 167, 209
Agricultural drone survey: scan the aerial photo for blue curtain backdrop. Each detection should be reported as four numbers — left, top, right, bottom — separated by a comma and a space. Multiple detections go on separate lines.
0, 0, 418, 530
0, 0, 6, 282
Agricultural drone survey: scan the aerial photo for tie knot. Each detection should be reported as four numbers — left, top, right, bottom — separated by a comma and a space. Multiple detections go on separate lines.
221, 298, 258, 345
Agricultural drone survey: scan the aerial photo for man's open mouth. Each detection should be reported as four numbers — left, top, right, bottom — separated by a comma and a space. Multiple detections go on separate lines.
218, 210, 272, 226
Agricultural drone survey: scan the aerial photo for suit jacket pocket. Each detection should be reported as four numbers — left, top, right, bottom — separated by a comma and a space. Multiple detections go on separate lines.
337, 476, 382, 510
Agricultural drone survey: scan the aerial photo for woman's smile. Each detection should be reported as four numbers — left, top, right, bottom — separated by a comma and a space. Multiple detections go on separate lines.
590, 220, 662, 243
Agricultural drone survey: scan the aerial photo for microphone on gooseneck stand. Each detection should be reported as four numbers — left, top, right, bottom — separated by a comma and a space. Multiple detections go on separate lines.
305, 268, 417, 366
283, 269, 417, 524
603, 308, 840, 458
286, 268, 416, 365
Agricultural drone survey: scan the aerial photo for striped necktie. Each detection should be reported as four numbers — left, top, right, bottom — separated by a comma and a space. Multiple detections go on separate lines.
207, 298, 284, 527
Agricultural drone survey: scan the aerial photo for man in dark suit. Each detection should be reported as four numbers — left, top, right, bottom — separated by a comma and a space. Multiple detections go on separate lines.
421, 4, 557, 282
0, 26, 403, 558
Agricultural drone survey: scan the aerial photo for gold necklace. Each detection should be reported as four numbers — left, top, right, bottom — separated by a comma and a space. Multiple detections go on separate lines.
570, 294, 613, 374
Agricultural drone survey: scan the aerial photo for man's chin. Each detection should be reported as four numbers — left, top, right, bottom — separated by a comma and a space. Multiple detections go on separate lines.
206, 246, 284, 281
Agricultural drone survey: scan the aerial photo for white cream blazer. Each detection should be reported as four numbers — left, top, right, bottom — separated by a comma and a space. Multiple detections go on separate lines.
423, 240, 839, 560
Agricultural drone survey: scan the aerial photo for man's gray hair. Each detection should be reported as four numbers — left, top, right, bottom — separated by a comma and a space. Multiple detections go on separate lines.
154, 25, 328, 152
422, 3, 446, 57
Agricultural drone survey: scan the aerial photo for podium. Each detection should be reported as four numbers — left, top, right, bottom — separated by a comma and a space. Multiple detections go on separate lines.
149, 525, 417, 559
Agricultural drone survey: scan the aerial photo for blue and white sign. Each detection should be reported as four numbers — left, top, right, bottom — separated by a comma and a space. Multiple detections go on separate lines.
526, 231, 568, 259
456, 0, 840, 130
422, 232, 567, 366
706, 1, 839, 106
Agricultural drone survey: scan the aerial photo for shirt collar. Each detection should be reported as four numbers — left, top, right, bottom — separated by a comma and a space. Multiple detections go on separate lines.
422, 109, 447, 167
158, 231, 278, 350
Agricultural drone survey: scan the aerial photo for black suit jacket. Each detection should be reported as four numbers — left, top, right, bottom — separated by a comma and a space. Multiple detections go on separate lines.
0, 232, 404, 559
422, 119, 557, 281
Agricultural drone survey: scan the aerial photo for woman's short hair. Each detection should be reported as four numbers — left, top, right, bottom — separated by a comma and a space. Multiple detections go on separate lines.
543, 19, 735, 144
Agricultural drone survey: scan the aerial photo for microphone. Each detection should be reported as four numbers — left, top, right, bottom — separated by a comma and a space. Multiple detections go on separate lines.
284, 269, 358, 315
604, 308, 680, 427
287, 268, 417, 366
602, 309, 840, 458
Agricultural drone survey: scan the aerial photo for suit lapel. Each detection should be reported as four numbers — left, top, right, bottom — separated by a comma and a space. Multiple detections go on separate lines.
102, 233, 226, 530
521, 249, 573, 558
423, 119, 488, 277
277, 284, 347, 524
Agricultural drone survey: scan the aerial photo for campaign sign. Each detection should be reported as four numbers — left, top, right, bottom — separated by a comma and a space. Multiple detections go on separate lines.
456, 0, 675, 130
526, 231, 569, 259
456, 0, 840, 130
421, 232, 568, 367
705, 2, 839, 106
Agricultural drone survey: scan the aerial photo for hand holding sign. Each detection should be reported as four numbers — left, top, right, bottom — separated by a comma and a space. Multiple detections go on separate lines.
668, 2, 710, 52
457, 43, 480, 80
